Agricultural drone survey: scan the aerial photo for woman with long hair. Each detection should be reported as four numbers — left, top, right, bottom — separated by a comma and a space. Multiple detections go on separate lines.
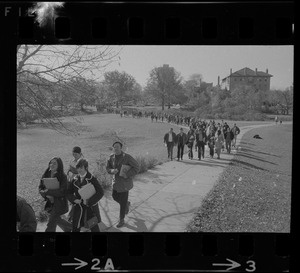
39, 157, 72, 232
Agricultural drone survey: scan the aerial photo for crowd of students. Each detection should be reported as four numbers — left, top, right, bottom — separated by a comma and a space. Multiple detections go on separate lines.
17, 143, 140, 232
163, 121, 240, 161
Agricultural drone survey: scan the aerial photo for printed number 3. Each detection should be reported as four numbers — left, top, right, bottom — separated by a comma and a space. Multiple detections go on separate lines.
91, 258, 101, 270
246, 260, 256, 272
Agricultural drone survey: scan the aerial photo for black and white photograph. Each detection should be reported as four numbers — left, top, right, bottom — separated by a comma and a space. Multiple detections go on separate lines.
16, 44, 293, 233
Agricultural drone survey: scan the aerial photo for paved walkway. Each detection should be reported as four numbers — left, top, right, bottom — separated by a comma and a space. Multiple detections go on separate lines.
37, 122, 277, 232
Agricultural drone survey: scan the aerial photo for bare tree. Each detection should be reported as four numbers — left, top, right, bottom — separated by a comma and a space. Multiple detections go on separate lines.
17, 45, 120, 134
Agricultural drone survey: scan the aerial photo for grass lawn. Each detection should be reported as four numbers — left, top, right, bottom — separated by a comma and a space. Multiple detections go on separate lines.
186, 123, 292, 232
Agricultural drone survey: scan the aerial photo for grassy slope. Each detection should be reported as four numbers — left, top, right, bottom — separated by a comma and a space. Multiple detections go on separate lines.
186, 123, 292, 232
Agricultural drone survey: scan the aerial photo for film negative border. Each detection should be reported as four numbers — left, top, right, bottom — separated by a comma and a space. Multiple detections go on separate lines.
1, 2, 294, 44
1, 1, 294, 272
5, 233, 290, 271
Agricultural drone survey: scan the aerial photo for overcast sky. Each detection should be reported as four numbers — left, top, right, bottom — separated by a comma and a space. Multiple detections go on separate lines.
105, 45, 293, 90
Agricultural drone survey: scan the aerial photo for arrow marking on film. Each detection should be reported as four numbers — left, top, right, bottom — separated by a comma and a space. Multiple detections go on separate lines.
62, 258, 88, 270
212, 258, 241, 271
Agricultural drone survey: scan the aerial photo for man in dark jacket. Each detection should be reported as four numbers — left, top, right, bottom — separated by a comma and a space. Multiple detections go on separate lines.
106, 142, 140, 228
163, 128, 177, 161
67, 159, 104, 232
224, 127, 234, 154
195, 127, 206, 160
17, 195, 37, 232
176, 128, 187, 161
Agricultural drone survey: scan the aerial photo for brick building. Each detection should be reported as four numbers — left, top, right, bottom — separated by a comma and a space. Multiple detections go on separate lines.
220, 67, 273, 91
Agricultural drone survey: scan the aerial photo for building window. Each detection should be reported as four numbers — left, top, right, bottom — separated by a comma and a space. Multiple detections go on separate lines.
265, 78, 267, 82
259, 78, 262, 82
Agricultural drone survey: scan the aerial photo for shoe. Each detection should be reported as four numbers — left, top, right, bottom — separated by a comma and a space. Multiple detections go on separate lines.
198, 158, 201, 161
125, 201, 131, 215
181, 158, 183, 160
116, 219, 125, 228
177, 158, 180, 161
217, 157, 220, 159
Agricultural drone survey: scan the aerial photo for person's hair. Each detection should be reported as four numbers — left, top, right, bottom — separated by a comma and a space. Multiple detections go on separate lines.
76, 158, 89, 170
217, 130, 221, 136
113, 141, 123, 148
72, 146, 81, 154
180, 128, 183, 130
42, 157, 65, 181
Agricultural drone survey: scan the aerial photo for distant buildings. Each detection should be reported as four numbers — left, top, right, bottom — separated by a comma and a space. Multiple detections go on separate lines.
219, 67, 273, 92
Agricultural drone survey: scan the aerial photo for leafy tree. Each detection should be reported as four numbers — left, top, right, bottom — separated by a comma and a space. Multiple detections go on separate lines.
102, 70, 138, 108
144, 65, 184, 110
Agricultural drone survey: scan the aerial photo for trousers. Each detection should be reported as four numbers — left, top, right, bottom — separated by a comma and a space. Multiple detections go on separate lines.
177, 143, 184, 159
112, 190, 129, 220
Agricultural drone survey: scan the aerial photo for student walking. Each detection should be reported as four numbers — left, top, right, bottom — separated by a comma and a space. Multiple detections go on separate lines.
164, 128, 177, 161
231, 124, 240, 148
195, 127, 206, 160
39, 157, 72, 232
186, 127, 196, 160
67, 159, 104, 232
224, 128, 234, 154
176, 128, 187, 161
106, 142, 140, 228
214, 130, 224, 159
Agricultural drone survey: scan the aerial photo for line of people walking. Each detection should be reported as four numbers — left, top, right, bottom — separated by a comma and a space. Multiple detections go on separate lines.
17, 143, 139, 232
163, 121, 240, 161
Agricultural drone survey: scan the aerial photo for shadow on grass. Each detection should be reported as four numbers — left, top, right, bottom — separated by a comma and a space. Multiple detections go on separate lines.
237, 152, 278, 165
231, 159, 267, 171
241, 148, 281, 158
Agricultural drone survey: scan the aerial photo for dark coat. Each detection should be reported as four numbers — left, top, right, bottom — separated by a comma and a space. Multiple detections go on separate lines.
164, 132, 177, 144
17, 195, 37, 232
106, 152, 140, 192
39, 172, 69, 216
176, 132, 187, 146
66, 171, 104, 230
224, 131, 235, 141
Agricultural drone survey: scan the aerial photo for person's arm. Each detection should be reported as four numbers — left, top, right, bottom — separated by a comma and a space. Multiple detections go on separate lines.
46, 174, 68, 198
125, 155, 140, 178
87, 177, 104, 207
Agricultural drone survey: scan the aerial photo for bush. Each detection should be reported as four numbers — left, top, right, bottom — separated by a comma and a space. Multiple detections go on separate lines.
135, 155, 160, 174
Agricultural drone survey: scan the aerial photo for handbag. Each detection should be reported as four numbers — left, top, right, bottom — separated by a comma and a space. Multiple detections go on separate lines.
84, 209, 98, 229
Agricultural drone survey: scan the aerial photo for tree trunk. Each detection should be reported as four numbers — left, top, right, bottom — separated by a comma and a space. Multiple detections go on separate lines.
80, 103, 84, 111
162, 97, 165, 110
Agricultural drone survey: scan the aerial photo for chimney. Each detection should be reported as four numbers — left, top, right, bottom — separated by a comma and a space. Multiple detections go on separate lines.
230, 68, 232, 75
266, 68, 268, 74
218, 76, 220, 86
255, 68, 257, 75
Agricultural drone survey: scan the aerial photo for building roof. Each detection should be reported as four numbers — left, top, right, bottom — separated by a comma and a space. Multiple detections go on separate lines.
222, 67, 273, 81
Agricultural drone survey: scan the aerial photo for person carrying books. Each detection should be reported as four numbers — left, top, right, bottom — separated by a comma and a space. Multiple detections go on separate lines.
106, 141, 140, 228
39, 157, 72, 232
66, 159, 104, 232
